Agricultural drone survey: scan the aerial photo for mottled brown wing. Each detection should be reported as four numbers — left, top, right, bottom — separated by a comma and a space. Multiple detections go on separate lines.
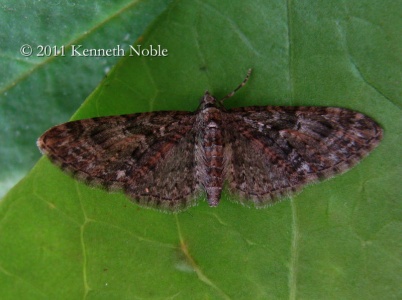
37, 111, 198, 211
224, 106, 382, 207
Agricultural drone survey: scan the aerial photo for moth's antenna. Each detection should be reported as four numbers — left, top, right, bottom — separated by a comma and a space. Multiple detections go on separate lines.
219, 68, 252, 104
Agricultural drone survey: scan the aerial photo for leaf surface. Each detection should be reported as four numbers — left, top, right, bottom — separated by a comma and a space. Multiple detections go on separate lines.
1, 0, 401, 299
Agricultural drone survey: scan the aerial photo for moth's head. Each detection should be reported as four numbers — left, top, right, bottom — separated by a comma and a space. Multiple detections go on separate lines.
198, 91, 219, 109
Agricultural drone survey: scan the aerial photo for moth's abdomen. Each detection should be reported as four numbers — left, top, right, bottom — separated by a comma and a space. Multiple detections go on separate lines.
196, 107, 225, 206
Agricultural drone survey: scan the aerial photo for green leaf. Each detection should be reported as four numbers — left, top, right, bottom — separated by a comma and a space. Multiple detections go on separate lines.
0, 0, 172, 197
1, 0, 401, 299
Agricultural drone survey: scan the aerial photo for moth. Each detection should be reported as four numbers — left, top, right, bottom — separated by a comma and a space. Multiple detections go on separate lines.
37, 70, 382, 212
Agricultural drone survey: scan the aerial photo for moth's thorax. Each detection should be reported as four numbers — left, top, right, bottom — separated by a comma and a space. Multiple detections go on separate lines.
195, 94, 225, 207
